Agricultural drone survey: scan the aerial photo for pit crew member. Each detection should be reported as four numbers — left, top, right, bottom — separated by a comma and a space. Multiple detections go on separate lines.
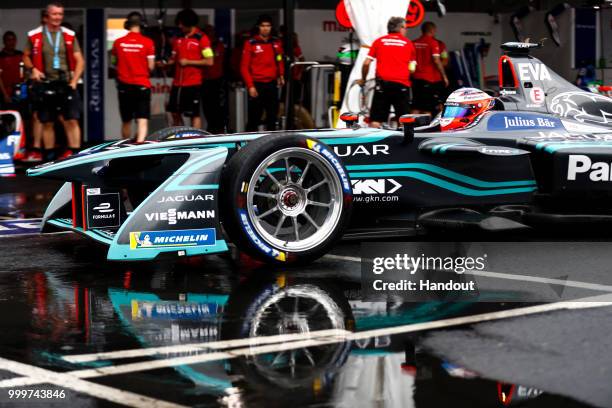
412, 22, 449, 116
358, 17, 416, 128
112, 12, 155, 143
23, 1, 84, 159
241, 15, 285, 132
166, 8, 213, 129
0, 31, 23, 109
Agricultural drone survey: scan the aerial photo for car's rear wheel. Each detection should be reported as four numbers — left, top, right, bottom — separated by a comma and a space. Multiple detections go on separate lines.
221, 134, 352, 264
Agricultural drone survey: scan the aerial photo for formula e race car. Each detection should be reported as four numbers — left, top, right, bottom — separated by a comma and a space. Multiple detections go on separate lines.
28, 42, 612, 264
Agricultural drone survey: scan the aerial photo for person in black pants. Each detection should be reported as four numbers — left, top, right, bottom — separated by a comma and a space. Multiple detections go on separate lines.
201, 24, 227, 134
358, 17, 416, 128
241, 15, 285, 132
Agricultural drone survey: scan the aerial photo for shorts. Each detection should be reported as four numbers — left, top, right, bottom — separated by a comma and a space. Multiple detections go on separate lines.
117, 81, 151, 122
369, 80, 411, 123
167, 85, 201, 117
33, 81, 82, 123
412, 79, 446, 113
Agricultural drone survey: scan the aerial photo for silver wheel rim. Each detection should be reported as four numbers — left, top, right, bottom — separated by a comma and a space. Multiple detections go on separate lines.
249, 285, 347, 383
246, 147, 343, 252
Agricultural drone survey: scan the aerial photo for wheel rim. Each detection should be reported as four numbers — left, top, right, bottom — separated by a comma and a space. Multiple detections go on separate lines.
246, 147, 344, 252
249, 285, 347, 383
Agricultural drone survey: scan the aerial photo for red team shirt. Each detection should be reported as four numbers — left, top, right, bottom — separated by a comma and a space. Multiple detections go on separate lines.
172, 29, 212, 87
112, 32, 155, 88
413, 34, 443, 83
0, 50, 23, 92
241, 35, 284, 88
367, 33, 416, 87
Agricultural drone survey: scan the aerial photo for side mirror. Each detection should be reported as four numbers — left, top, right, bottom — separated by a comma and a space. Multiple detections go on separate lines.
399, 114, 431, 143
340, 112, 360, 129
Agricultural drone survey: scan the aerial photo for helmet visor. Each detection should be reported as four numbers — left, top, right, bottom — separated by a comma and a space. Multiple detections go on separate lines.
442, 105, 474, 119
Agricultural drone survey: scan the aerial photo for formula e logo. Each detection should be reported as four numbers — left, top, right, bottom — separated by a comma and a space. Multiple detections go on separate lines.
517, 63, 551, 82
351, 179, 401, 195
93, 203, 114, 213
145, 209, 216, 225
567, 155, 612, 181
333, 144, 389, 157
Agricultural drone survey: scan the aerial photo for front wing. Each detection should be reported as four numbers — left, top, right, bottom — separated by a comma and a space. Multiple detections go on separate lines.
40, 147, 230, 261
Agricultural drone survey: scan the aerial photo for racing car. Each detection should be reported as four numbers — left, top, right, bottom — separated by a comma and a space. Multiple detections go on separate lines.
28, 42, 612, 265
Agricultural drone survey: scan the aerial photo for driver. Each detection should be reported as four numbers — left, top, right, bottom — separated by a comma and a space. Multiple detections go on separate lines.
440, 88, 495, 132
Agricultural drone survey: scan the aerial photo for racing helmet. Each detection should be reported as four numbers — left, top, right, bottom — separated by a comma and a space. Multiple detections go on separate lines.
440, 88, 495, 131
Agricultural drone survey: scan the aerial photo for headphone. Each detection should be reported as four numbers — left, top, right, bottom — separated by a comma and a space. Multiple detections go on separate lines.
124, 12, 145, 30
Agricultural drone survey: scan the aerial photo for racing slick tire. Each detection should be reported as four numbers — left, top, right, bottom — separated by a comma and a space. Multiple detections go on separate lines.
222, 276, 354, 399
220, 133, 353, 265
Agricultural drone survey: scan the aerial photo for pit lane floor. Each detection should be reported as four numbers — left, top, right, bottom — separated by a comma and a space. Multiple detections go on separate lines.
1, 175, 612, 407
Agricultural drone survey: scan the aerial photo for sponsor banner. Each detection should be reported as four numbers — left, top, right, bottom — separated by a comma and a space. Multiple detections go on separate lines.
86, 9, 105, 143
477, 146, 523, 156
333, 144, 390, 157
352, 178, 401, 195
487, 113, 562, 131
144, 209, 216, 225
567, 154, 612, 182
132, 301, 220, 320
0, 218, 41, 237
0, 134, 15, 176
129, 228, 216, 249
238, 209, 286, 262
306, 139, 351, 193
361, 242, 612, 302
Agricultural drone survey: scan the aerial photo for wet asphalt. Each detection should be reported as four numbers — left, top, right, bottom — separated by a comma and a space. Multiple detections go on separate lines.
0, 173, 611, 407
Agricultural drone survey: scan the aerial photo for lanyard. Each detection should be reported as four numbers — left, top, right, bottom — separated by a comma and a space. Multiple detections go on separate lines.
44, 27, 62, 70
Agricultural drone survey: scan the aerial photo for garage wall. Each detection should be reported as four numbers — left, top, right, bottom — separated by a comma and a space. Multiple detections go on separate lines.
294, 9, 355, 63
500, 9, 574, 82
404, 13, 503, 79
294, 10, 504, 78
0, 10, 41, 49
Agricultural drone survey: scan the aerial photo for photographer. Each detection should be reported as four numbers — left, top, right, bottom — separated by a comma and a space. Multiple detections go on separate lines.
23, 1, 84, 160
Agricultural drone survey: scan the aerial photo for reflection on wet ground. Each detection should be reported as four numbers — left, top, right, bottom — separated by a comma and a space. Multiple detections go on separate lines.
0, 174, 61, 219
0, 233, 596, 407
0, 175, 608, 407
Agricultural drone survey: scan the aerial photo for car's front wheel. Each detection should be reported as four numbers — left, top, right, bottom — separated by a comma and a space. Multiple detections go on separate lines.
220, 134, 353, 264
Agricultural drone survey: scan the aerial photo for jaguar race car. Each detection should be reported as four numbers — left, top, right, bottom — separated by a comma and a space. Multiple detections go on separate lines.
28, 42, 612, 264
